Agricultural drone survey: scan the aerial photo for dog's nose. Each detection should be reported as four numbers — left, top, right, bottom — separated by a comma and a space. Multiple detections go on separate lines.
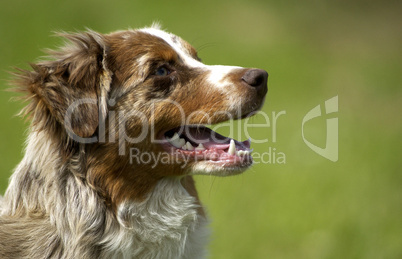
242, 69, 268, 93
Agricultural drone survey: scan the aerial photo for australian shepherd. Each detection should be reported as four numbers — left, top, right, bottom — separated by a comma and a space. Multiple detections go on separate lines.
0, 24, 268, 258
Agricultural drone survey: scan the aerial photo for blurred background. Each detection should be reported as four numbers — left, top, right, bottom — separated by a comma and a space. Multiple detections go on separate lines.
0, 0, 400, 258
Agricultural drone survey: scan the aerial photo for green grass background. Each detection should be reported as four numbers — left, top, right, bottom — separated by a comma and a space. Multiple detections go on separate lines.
0, 0, 401, 258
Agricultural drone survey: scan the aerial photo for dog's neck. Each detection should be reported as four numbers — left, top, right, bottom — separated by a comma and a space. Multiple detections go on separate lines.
107, 178, 209, 258
3, 129, 208, 258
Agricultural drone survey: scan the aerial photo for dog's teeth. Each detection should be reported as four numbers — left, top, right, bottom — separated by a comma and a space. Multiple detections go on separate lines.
195, 143, 205, 151
170, 139, 182, 148
181, 144, 187, 150
228, 139, 236, 155
178, 138, 186, 147
169, 139, 181, 148
186, 142, 194, 151
236, 150, 251, 156
169, 133, 186, 148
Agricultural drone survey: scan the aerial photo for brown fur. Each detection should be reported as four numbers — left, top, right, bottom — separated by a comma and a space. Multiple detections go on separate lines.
0, 27, 267, 258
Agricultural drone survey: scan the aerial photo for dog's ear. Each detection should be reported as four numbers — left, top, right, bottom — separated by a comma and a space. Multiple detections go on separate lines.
20, 31, 112, 139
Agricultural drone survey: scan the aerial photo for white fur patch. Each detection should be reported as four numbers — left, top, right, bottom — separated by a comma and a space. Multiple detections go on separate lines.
206, 65, 242, 88
103, 178, 209, 259
140, 27, 204, 69
140, 27, 241, 89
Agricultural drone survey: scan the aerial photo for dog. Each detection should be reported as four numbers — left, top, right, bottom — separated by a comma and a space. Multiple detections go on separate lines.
0, 24, 268, 258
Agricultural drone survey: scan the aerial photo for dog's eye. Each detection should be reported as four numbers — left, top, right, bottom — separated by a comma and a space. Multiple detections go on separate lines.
155, 66, 171, 77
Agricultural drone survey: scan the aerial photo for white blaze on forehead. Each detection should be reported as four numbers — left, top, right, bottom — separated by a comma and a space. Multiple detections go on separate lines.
207, 65, 242, 87
139, 27, 204, 68
139, 27, 243, 88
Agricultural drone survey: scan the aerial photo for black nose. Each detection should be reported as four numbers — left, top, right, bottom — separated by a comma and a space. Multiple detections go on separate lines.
242, 69, 268, 91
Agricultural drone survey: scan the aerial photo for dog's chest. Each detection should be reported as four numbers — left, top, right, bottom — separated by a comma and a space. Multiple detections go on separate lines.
104, 178, 209, 259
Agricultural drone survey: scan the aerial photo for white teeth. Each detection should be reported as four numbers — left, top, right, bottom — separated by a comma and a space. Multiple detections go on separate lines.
168, 133, 252, 156
227, 139, 252, 156
186, 142, 194, 151
195, 143, 205, 151
168, 133, 186, 148
228, 139, 236, 155
236, 150, 251, 156
168, 133, 199, 151
178, 138, 186, 148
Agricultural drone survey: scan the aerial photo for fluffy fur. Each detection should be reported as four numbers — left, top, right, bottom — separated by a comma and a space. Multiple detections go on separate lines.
0, 24, 267, 258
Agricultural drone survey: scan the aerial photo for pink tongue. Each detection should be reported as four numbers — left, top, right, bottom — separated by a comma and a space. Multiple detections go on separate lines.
182, 126, 251, 151
203, 142, 230, 150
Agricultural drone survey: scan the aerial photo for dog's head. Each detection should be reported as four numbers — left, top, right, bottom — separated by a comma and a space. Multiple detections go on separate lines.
17, 25, 267, 204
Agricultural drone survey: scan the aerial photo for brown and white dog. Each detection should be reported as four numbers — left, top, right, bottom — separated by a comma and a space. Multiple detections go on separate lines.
0, 24, 267, 258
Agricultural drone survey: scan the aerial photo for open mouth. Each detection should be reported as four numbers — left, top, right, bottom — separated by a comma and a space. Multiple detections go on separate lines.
161, 125, 253, 167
